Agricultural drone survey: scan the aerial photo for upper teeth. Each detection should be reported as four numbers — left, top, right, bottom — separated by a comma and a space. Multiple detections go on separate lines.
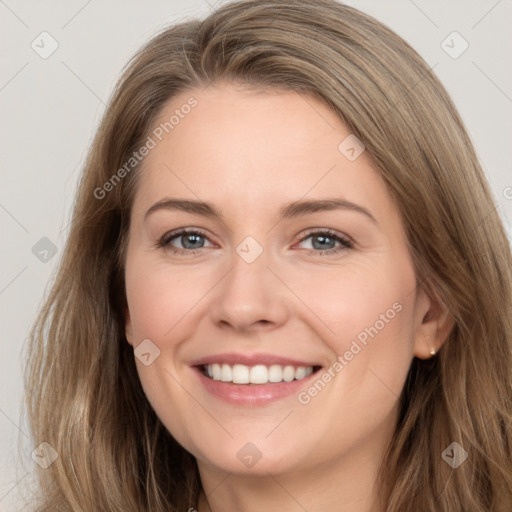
205, 363, 314, 384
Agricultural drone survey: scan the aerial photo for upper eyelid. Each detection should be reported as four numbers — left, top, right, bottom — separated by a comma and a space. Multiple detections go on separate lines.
160, 227, 213, 246
299, 227, 352, 241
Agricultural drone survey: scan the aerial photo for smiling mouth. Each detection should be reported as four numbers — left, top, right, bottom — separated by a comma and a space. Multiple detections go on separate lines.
199, 363, 322, 384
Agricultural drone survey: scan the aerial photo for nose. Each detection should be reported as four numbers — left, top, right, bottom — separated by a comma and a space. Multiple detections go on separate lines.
208, 246, 290, 335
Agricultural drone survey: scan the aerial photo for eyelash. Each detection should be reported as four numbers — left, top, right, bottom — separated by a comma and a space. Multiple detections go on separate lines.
156, 227, 353, 256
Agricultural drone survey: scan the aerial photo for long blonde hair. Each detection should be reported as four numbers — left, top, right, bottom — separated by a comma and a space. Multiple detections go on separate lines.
24, 1, 512, 510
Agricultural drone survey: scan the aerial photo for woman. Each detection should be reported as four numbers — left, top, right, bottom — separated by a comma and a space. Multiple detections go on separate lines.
24, 0, 512, 510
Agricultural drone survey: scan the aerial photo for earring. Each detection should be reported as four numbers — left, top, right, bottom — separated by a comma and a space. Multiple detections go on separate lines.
430, 347, 437, 356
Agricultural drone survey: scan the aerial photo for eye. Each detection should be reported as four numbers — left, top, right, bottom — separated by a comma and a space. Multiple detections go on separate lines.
156, 227, 353, 257
157, 228, 214, 254
295, 229, 353, 255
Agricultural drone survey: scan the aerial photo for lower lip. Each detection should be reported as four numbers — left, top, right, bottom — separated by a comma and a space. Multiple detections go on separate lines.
192, 367, 320, 406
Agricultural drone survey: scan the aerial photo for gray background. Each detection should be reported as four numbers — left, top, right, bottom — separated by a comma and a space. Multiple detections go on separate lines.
1, 0, 511, 509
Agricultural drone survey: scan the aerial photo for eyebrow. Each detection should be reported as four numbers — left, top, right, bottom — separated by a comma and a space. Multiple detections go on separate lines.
144, 198, 377, 224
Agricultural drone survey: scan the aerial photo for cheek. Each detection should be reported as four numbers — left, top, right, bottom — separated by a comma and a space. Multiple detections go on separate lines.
124, 254, 209, 440
288, 257, 417, 398
291, 259, 413, 348
125, 255, 213, 341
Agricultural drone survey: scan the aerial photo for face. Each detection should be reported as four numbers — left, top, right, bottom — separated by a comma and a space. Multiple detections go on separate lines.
124, 82, 441, 477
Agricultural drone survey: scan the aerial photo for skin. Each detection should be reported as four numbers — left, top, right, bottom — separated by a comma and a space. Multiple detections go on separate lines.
124, 82, 453, 512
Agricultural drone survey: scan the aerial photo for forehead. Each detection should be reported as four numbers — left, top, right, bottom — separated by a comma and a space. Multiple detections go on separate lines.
132, 83, 395, 222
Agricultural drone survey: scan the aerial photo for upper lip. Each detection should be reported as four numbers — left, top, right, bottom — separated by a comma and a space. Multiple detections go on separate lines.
189, 352, 321, 368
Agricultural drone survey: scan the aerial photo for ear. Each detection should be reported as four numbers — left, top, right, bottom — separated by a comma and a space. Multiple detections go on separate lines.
413, 286, 454, 359
125, 307, 134, 346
